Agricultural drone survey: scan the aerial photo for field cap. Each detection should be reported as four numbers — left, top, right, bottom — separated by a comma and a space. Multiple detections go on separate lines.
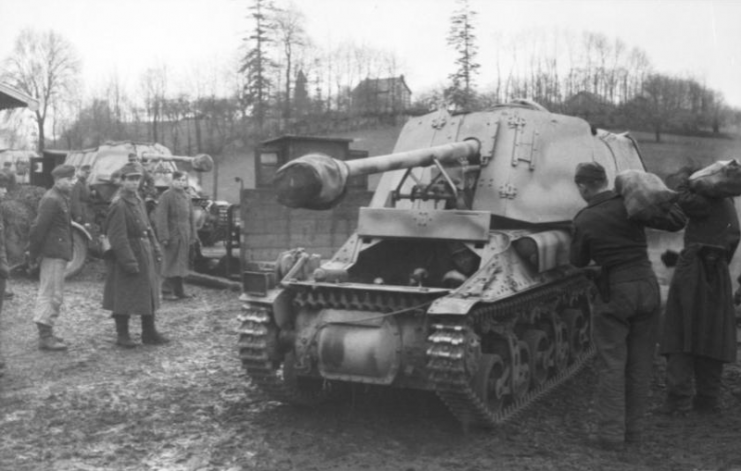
574, 162, 607, 184
127, 152, 140, 162
119, 162, 144, 178
51, 164, 76, 180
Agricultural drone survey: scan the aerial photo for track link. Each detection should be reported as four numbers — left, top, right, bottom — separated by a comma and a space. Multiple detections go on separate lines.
427, 276, 595, 428
237, 306, 329, 405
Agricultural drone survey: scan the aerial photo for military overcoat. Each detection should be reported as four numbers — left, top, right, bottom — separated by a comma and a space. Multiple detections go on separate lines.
102, 191, 161, 316
152, 187, 195, 278
660, 191, 739, 362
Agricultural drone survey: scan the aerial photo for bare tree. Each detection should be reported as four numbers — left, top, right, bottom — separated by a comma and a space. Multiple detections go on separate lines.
140, 64, 168, 143
274, 2, 307, 123
2, 28, 81, 151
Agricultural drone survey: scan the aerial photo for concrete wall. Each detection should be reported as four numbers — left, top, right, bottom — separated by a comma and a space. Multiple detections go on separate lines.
240, 188, 373, 263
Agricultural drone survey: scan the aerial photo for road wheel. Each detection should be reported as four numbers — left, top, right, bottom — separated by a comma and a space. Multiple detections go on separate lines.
470, 353, 508, 415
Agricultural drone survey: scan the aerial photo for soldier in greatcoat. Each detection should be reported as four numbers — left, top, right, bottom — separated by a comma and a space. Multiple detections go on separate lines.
152, 171, 196, 300
102, 162, 168, 347
659, 176, 739, 414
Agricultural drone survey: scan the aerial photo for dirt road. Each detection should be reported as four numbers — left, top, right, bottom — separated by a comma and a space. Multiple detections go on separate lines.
1, 261, 741, 471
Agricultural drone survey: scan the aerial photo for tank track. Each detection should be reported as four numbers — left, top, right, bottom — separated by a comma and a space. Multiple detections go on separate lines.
238, 306, 330, 405
427, 275, 595, 429
237, 287, 442, 405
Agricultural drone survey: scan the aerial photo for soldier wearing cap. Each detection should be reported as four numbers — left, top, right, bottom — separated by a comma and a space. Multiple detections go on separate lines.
152, 170, 196, 300
570, 162, 685, 450
0, 172, 10, 375
29, 164, 77, 351
102, 162, 168, 347
70, 164, 92, 225
127, 152, 157, 205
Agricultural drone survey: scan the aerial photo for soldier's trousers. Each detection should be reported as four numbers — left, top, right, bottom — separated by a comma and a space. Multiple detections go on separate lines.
32, 258, 67, 327
666, 352, 723, 404
592, 271, 660, 443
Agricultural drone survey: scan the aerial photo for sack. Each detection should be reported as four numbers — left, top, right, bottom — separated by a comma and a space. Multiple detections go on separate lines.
614, 170, 677, 222
688, 159, 741, 197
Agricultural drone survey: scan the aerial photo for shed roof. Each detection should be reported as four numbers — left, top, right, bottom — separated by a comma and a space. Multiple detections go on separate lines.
0, 83, 39, 111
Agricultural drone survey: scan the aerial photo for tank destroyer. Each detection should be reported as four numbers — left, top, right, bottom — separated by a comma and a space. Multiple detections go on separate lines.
238, 100, 647, 428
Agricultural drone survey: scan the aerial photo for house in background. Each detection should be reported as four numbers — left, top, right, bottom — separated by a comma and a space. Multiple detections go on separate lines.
351, 75, 411, 115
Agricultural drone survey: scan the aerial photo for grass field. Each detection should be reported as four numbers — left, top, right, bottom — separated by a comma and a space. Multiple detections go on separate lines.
634, 130, 741, 179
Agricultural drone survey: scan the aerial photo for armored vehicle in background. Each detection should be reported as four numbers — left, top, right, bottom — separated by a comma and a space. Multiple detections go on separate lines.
31, 141, 212, 277
238, 100, 647, 428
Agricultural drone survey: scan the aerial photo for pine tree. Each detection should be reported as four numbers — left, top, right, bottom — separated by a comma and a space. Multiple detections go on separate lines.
239, 0, 275, 131
446, 0, 480, 111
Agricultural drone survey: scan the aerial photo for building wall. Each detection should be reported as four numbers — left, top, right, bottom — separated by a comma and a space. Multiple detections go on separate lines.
240, 188, 373, 262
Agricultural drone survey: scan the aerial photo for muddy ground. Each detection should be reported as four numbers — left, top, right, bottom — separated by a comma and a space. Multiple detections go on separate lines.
1, 260, 741, 471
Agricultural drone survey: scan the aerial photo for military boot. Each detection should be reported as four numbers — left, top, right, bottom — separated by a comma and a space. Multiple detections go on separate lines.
653, 393, 692, 415
141, 315, 169, 345
114, 315, 137, 348
173, 277, 193, 299
37, 323, 67, 351
693, 395, 721, 414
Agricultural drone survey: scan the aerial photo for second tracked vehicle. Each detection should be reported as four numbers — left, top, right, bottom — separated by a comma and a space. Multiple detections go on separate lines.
238, 100, 648, 428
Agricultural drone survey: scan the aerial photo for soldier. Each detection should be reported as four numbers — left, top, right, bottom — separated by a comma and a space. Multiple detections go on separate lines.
127, 153, 157, 207
29, 164, 77, 351
102, 162, 167, 347
70, 164, 92, 225
570, 162, 685, 450
152, 171, 196, 300
658, 174, 739, 414
0, 172, 10, 375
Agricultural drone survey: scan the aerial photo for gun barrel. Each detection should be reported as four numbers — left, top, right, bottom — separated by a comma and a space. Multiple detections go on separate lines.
345, 140, 480, 177
274, 140, 480, 210
141, 153, 213, 172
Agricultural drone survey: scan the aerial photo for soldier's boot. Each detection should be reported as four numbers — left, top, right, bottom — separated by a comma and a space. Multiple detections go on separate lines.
141, 315, 169, 345
173, 277, 192, 299
114, 315, 137, 348
653, 393, 691, 415
693, 395, 721, 414
37, 323, 68, 351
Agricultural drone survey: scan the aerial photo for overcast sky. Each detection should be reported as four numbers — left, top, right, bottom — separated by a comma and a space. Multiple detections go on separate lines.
1, 0, 740, 106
